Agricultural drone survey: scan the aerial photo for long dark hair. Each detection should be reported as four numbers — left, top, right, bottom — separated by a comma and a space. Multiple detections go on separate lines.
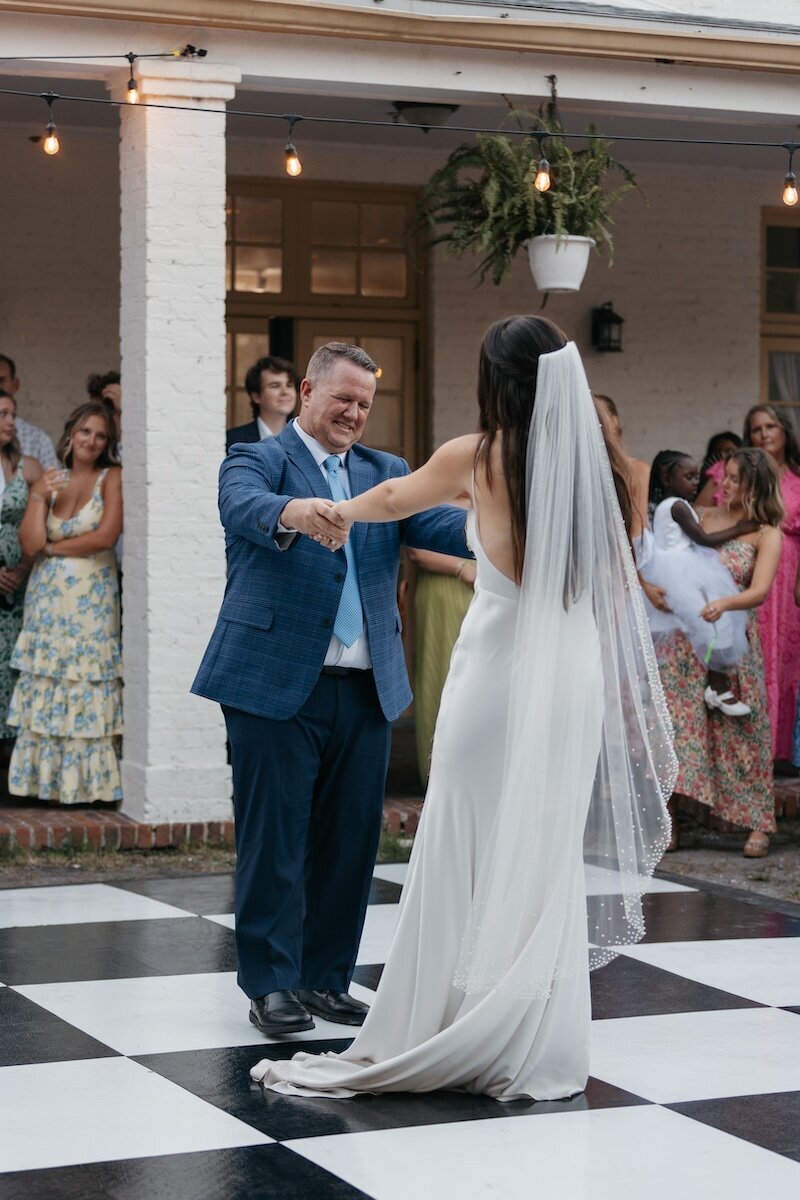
476, 317, 566, 581
475, 315, 633, 581
648, 449, 691, 509
743, 405, 800, 475
56, 401, 120, 469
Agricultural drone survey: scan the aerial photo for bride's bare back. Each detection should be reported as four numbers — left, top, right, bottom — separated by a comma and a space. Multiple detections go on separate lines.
471, 435, 516, 584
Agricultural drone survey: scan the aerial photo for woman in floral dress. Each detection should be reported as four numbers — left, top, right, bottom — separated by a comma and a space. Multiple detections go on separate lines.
743, 405, 800, 763
658, 448, 783, 857
8, 401, 122, 805
0, 389, 43, 752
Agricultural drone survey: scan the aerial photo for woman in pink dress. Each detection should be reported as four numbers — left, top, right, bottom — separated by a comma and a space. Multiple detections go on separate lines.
744, 405, 800, 763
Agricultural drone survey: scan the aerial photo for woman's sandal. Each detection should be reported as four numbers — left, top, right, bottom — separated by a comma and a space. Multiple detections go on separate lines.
743, 832, 769, 858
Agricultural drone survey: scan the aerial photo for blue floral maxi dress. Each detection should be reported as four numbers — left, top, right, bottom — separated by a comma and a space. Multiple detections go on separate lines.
7, 470, 122, 803
0, 466, 30, 738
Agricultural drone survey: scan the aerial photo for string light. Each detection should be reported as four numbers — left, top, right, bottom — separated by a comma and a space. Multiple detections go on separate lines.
782, 142, 799, 206
126, 52, 138, 104
284, 116, 303, 177
533, 133, 552, 192
41, 92, 59, 155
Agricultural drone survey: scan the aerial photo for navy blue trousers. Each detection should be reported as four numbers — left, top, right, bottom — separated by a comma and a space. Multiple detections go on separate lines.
223, 672, 391, 1000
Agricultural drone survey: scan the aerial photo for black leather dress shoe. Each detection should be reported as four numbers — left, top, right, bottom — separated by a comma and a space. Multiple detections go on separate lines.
296, 989, 370, 1026
249, 990, 315, 1036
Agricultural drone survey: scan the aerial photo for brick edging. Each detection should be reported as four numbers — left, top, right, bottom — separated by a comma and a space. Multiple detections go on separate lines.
0, 810, 235, 852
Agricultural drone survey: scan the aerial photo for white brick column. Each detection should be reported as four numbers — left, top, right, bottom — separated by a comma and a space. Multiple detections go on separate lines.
116, 62, 240, 822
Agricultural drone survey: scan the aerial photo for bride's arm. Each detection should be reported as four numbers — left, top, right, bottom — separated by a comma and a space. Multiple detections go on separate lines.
337, 435, 479, 527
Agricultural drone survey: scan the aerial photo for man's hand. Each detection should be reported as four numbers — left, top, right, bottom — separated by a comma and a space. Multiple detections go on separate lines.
281, 498, 348, 548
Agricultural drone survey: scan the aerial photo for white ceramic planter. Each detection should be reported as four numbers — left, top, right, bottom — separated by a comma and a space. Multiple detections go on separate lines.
527, 235, 595, 293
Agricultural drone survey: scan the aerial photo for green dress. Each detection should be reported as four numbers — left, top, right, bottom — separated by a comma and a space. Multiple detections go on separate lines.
414, 569, 474, 784
0, 465, 29, 738
7, 470, 122, 804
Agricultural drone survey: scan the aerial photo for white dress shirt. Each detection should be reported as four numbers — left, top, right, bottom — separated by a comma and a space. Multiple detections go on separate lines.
16, 417, 57, 470
285, 420, 371, 670
256, 417, 274, 440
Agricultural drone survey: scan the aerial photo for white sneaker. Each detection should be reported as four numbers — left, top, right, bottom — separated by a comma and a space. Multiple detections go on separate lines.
715, 690, 751, 718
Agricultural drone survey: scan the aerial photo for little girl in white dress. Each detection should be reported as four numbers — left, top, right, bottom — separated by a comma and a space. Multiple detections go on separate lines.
640, 450, 758, 717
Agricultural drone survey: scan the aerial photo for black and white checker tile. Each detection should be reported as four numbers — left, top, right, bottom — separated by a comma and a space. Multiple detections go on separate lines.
1, 862, 799, 1198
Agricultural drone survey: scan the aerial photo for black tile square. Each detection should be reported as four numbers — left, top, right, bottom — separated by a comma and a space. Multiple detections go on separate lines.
368, 877, 402, 905
633, 891, 800, 943
112, 874, 235, 915
0, 917, 237, 985
591, 954, 760, 1020
137, 1043, 648, 1142
0, 989, 118, 1066
669, 1092, 800, 1161
351, 964, 383, 991
0, 1144, 372, 1200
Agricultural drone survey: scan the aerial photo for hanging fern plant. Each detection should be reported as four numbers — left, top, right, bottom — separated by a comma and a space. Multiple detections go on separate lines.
418, 78, 640, 286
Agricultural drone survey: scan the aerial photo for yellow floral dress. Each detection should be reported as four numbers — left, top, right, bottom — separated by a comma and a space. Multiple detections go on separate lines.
7, 470, 122, 804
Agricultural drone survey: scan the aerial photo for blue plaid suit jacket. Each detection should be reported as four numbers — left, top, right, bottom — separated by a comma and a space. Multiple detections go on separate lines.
192, 423, 470, 722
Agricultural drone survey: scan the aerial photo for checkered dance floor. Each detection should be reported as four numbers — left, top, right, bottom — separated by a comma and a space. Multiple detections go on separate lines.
1, 862, 799, 1198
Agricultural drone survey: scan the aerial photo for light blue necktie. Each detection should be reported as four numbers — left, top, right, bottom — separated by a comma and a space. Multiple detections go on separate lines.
323, 455, 364, 647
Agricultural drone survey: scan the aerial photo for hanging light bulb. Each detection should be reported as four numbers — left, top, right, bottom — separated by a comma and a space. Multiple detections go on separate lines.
126, 52, 139, 103
782, 142, 800, 206
284, 116, 303, 177
43, 122, 60, 155
284, 141, 302, 177
534, 157, 552, 192
41, 93, 60, 155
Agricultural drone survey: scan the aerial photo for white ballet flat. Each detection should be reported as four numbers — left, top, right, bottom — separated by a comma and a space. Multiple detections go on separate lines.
705, 687, 751, 718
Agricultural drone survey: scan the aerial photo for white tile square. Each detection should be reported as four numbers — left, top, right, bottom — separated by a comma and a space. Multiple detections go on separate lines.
14, 973, 375, 1056
286, 1103, 800, 1200
205, 905, 399, 966
372, 863, 409, 886
0, 1056, 270, 1173
619, 937, 800, 1007
590, 1007, 800, 1103
585, 865, 693, 896
0, 883, 192, 929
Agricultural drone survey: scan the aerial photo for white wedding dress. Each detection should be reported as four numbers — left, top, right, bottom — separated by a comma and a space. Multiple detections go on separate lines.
251, 340, 674, 1102
251, 510, 604, 1101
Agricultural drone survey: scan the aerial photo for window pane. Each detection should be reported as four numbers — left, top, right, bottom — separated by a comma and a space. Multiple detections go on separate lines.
765, 270, 800, 314
768, 352, 800, 404
231, 389, 254, 427
361, 252, 407, 298
311, 250, 358, 295
361, 203, 407, 247
235, 333, 271, 388
225, 244, 233, 292
766, 226, 800, 269
234, 246, 283, 294
312, 201, 358, 246
234, 196, 282, 243
361, 337, 403, 391
364, 391, 403, 449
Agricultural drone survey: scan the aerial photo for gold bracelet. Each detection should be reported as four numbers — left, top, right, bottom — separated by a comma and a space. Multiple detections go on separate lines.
454, 560, 468, 580
30, 493, 47, 504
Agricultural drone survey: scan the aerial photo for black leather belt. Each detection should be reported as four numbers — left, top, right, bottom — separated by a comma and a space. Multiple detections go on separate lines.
321, 666, 372, 678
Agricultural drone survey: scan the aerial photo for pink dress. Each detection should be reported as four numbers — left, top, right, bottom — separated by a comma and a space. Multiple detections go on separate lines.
705, 459, 725, 506
758, 468, 800, 759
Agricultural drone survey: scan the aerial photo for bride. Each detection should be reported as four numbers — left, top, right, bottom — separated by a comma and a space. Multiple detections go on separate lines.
251, 315, 676, 1101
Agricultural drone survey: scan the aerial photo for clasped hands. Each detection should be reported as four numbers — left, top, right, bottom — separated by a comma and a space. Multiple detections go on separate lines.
281, 498, 351, 551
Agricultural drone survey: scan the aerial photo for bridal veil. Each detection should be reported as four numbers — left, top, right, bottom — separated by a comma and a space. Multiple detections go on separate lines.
454, 341, 677, 998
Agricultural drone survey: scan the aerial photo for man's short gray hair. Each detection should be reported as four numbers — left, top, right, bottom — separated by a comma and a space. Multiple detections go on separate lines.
306, 342, 378, 383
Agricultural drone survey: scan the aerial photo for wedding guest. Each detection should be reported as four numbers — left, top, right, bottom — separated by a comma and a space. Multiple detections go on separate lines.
695, 430, 742, 508
225, 356, 299, 451
0, 390, 42, 759
8, 402, 123, 805
407, 526, 475, 785
88, 371, 123, 567
743, 405, 800, 763
0, 354, 58, 469
659, 448, 783, 856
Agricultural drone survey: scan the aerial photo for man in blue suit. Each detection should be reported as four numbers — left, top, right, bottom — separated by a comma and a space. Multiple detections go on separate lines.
193, 343, 470, 1036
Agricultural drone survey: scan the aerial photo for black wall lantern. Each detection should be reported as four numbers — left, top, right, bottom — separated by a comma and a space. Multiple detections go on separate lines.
591, 301, 624, 352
